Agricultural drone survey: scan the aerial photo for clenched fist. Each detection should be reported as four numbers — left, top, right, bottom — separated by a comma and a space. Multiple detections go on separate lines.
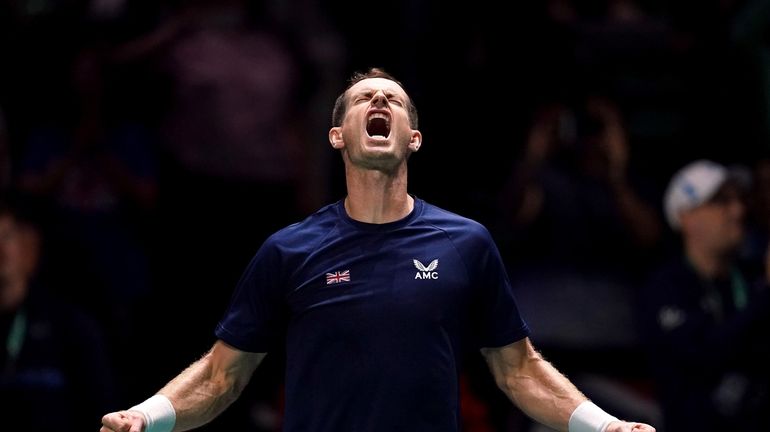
100, 410, 146, 432
607, 421, 656, 432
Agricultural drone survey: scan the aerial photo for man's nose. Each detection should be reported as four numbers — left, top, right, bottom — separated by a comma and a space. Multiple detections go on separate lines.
371, 91, 388, 107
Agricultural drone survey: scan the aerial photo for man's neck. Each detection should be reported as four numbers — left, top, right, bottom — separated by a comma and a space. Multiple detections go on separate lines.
344, 165, 412, 224
685, 243, 732, 280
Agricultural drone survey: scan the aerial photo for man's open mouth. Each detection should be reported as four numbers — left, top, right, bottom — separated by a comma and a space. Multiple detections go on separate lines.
366, 112, 391, 139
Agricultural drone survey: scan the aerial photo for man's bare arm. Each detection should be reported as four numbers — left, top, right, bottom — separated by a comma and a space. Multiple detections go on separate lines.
158, 340, 265, 430
482, 337, 585, 431
482, 337, 655, 432
101, 340, 265, 432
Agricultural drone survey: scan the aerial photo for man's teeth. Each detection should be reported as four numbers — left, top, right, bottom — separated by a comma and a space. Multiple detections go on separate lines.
368, 113, 389, 121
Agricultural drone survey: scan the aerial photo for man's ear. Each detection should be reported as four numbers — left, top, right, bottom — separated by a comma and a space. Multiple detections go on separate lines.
408, 130, 422, 152
329, 127, 344, 149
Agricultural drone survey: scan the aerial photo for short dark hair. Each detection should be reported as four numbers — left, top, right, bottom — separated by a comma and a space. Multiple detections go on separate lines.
331, 67, 418, 129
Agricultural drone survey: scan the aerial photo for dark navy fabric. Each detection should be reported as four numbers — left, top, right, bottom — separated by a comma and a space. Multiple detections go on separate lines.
216, 197, 530, 432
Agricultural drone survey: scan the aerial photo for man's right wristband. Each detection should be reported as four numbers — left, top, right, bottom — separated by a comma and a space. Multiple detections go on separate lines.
129, 394, 176, 432
568, 400, 619, 432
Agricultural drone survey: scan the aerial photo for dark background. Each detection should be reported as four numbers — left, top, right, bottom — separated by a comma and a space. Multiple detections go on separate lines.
1, 0, 769, 431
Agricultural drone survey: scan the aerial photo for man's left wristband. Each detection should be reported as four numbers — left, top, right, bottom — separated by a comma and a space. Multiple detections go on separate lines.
568, 400, 619, 432
130, 394, 176, 432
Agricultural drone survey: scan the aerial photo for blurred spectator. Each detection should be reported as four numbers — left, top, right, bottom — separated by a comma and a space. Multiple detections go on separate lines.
641, 159, 770, 431
159, 3, 305, 185
495, 95, 663, 429
112, 0, 319, 288
16, 44, 158, 336
112, 0, 319, 208
497, 96, 661, 320
0, 196, 116, 431
533, 0, 683, 175
499, 96, 661, 270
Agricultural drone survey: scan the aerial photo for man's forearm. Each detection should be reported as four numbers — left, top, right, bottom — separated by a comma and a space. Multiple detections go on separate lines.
157, 353, 238, 431
487, 346, 585, 431
141, 342, 265, 432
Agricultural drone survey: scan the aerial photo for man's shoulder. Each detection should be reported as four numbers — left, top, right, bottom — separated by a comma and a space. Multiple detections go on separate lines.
419, 199, 492, 240
421, 200, 487, 228
265, 201, 341, 247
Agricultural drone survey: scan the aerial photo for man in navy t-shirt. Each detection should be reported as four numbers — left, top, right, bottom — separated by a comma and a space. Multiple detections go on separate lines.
101, 69, 655, 432
216, 196, 528, 431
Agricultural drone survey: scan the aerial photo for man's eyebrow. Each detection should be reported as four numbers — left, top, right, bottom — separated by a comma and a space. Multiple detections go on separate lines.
351, 87, 404, 99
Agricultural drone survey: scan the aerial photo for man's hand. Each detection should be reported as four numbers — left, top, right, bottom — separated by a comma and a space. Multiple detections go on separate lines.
606, 420, 656, 432
100, 410, 146, 432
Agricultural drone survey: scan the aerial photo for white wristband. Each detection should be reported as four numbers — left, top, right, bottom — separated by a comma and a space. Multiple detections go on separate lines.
130, 394, 176, 432
568, 400, 619, 432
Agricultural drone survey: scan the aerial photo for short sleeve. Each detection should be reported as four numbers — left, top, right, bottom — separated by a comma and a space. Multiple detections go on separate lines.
469, 227, 530, 349
215, 237, 289, 352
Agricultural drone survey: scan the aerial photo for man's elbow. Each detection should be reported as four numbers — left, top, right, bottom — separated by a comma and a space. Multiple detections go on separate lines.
198, 351, 248, 404
499, 356, 546, 397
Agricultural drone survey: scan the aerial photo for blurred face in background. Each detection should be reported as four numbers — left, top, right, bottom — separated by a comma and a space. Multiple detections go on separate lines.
0, 213, 40, 311
680, 182, 746, 256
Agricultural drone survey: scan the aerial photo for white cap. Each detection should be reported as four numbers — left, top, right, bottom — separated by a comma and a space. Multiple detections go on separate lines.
664, 159, 740, 230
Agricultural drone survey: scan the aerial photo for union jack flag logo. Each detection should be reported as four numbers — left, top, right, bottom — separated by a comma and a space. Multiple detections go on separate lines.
326, 270, 351, 285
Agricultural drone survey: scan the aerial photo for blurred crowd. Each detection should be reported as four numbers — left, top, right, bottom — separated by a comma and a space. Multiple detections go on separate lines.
1, 0, 769, 431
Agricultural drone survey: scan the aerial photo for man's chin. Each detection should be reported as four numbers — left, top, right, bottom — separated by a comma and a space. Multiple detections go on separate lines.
349, 151, 401, 172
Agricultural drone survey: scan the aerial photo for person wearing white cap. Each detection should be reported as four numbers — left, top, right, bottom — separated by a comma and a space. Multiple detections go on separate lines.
641, 159, 770, 431
663, 159, 748, 234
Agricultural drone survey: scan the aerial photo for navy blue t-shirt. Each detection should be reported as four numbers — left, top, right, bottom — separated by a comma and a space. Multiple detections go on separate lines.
216, 197, 530, 431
